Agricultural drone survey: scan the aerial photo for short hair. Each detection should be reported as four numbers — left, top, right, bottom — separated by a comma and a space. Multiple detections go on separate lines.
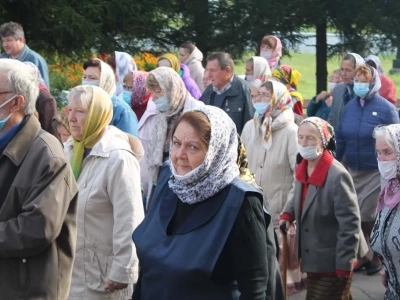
0, 22, 24, 39
83, 59, 101, 71
261, 36, 277, 49
355, 65, 372, 82
171, 111, 211, 152
373, 126, 396, 151
180, 43, 196, 54
260, 81, 273, 93
67, 85, 94, 111
207, 52, 234, 73
106, 53, 117, 72
0, 59, 38, 115
145, 73, 160, 91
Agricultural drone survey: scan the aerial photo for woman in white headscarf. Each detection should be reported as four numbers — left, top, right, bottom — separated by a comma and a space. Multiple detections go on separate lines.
142, 66, 204, 208
244, 56, 272, 85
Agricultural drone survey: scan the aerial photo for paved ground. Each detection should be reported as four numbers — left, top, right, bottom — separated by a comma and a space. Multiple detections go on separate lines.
289, 271, 386, 300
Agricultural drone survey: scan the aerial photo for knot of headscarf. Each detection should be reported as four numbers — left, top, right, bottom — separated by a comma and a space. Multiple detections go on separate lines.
93, 58, 116, 96
377, 124, 400, 212
259, 80, 293, 150
70, 85, 113, 179
158, 53, 180, 73
272, 65, 303, 105
168, 106, 240, 204
300, 117, 335, 151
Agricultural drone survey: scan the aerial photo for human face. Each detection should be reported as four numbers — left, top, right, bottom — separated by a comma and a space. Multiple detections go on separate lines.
171, 121, 207, 176
203, 71, 212, 90
257, 86, 272, 103
179, 48, 190, 63
250, 86, 259, 103
68, 100, 88, 141
340, 60, 357, 84
245, 62, 253, 76
376, 135, 396, 162
1, 36, 24, 58
82, 66, 101, 84
260, 44, 274, 52
157, 59, 171, 68
57, 125, 71, 143
297, 123, 323, 153
123, 73, 133, 91
354, 72, 370, 84
206, 59, 232, 91
149, 86, 163, 100
329, 72, 341, 84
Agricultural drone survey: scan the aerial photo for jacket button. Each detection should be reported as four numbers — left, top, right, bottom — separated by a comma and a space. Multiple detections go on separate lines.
22, 259, 26, 263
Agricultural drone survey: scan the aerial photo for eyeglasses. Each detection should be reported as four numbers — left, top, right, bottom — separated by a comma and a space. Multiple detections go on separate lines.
123, 85, 133, 91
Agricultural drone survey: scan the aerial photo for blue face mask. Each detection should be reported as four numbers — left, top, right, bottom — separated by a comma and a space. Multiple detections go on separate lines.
122, 91, 132, 105
0, 94, 16, 132
253, 102, 270, 117
82, 80, 99, 87
154, 96, 169, 112
353, 82, 370, 99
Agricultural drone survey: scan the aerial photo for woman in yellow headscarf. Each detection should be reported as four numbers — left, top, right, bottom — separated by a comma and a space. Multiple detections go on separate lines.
64, 85, 145, 299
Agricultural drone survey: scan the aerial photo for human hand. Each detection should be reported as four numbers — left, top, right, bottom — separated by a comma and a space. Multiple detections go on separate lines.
380, 268, 388, 288
104, 280, 128, 292
278, 219, 290, 234
325, 95, 333, 107
316, 91, 331, 102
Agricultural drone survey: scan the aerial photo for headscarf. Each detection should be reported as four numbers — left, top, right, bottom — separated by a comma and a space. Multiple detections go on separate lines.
52, 107, 70, 133
184, 47, 203, 66
93, 58, 116, 96
146, 67, 189, 183
130, 71, 152, 120
24, 61, 48, 92
300, 117, 335, 150
261, 35, 282, 69
251, 56, 272, 88
365, 54, 385, 75
377, 124, 400, 212
348, 53, 365, 68
272, 65, 304, 105
258, 80, 293, 150
115, 51, 137, 97
168, 106, 239, 204
360, 65, 382, 99
237, 135, 256, 184
69, 85, 113, 179
157, 53, 180, 73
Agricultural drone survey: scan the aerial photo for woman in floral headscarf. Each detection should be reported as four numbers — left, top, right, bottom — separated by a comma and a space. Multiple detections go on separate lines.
272, 65, 304, 120
280, 117, 367, 300
260, 35, 282, 70
371, 124, 400, 298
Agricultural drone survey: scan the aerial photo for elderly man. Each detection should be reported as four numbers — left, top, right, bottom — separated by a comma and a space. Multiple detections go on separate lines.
82, 58, 139, 136
0, 22, 50, 89
0, 59, 78, 299
201, 52, 254, 134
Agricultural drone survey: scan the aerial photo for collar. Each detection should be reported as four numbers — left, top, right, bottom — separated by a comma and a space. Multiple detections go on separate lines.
15, 45, 29, 61
0, 120, 24, 151
296, 150, 334, 187
212, 75, 234, 95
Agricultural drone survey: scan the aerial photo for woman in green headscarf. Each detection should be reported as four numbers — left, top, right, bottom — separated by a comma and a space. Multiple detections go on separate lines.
64, 85, 145, 299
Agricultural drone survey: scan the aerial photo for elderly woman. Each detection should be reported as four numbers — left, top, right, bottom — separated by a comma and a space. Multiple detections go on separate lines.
280, 117, 367, 300
244, 56, 272, 84
122, 71, 152, 120
260, 35, 282, 70
142, 66, 204, 207
157, 53, 202, 99
371, 124, 400, 299
52, 107, 71, 143
179, 43, 205, 92
65, 85, 145, 299
336, 65, 399, 275
133, 105, 271, 299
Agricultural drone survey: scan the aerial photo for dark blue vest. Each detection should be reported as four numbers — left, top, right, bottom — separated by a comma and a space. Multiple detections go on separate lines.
133, 164, 263, 300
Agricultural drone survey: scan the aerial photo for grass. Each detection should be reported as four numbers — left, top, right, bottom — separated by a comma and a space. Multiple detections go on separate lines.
235, 53, 400, 100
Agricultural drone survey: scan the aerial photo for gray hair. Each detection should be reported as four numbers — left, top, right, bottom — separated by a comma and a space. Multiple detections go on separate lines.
0, 22, 25, 39
373, 126, 396, 151
207, 52, 235, 73
0, 59, 38, 115
67, 85, 94, 111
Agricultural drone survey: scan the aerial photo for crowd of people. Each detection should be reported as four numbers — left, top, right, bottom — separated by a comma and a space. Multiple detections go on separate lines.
0, 20, 400, 300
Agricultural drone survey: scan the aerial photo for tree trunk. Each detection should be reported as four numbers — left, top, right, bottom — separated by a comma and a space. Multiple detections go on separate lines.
315, 20, 328, 94
191, 0, 210, 65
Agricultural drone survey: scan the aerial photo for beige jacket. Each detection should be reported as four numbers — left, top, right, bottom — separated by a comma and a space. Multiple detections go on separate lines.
65, 126, 145, 299
241, 109, 298, 228
184, 47, 205, 92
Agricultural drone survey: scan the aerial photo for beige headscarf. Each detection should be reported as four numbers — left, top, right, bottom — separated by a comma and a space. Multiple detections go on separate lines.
92, 58, 116, 96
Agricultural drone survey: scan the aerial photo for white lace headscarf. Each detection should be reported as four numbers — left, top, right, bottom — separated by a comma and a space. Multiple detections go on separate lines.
115, 51, 137, 97
146, 66, 190, 185
169, 106, 240, 204
93, 58, 116, 96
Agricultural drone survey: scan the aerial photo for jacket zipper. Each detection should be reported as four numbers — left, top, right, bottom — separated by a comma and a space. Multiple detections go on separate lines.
19, 258, 29, 289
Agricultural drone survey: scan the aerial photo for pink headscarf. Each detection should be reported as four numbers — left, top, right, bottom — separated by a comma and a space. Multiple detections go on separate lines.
130, 71, 152, 120
261, 35, 282, 70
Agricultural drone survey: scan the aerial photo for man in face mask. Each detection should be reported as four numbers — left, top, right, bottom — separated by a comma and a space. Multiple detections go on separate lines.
81, 58, 139, 137
0, 59, 78, 299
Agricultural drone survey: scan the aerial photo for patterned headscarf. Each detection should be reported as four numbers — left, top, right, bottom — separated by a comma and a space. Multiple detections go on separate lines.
365, 54, 385, 75
300, 117, 335, 150
115, 51, 137, 97
357, 65, 382, 99
259, 80, 293, 150
93, 58, 116, 96
169, 106, 240, 204
157, 53, 180, 73
131, 71, 151, 106
272, 65, 304, 105
377, 124, 400, 212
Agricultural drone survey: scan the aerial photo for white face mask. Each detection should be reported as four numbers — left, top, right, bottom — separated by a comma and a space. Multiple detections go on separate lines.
260, 50, 273, 60
246, 75, 254, 82
298, 145, 321, 161
378, 160, 397, 180
328, 82, 337, 92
